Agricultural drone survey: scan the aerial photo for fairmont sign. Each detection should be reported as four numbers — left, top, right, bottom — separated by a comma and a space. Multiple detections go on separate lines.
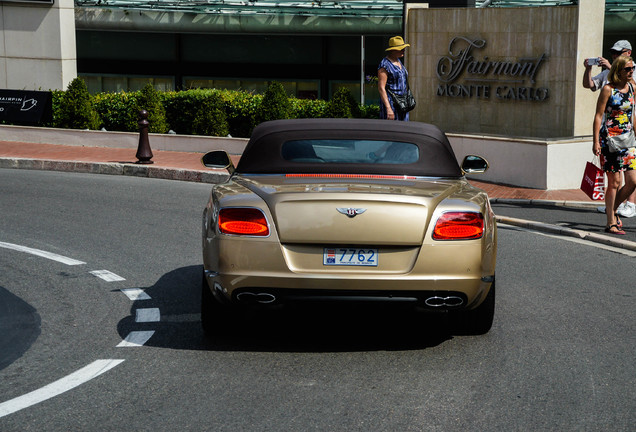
436, 37, 549, 102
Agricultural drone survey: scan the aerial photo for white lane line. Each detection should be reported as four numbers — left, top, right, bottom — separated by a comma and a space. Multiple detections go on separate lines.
0, 241, 85, 266
89, 270, 126, 282
120, 288, 151, 301
117, 331, 155, 347
136, 308, 160, 323
0, 359, 124, 418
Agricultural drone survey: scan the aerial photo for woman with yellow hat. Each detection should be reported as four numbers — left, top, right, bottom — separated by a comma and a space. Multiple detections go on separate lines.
378, 36, 412, 121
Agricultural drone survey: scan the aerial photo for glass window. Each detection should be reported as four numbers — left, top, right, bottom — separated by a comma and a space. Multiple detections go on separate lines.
183, 77, 319, 99
79, 75, 174, 93
102, 76, 128, 93
82, 75, 103, 94
327, 36, 361, 66
128, 77, 174, 92
77, 31, 177, 61
181, 34, 322, 64
282, 140, 419, 164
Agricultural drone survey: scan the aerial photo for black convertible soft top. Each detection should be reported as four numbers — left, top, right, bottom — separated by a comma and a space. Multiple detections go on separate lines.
236, 119, 462, 177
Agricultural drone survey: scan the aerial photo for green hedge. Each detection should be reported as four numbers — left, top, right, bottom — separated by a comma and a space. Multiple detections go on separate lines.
93, 92, 139, 132
163, 89, 228, 137
34, 78, 380, 138
218, 89, 262, 138
57, 78, 100, 130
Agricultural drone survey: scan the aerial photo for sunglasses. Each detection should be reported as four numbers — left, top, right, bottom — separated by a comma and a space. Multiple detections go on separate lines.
623, 66, 635, 72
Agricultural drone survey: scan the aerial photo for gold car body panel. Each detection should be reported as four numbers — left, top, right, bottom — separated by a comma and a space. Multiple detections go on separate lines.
202, 175, 497, 309
275, 199, 428, 245
242, 175, 449, 245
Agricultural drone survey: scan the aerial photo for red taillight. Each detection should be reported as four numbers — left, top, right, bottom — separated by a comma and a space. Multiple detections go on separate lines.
433, 212, 484, 240
219, 208, 269, 236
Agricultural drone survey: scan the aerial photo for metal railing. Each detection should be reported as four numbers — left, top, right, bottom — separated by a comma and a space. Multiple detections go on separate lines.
476, 0, 636, 13
73, 0, 636, 16
74, 0, 404, 17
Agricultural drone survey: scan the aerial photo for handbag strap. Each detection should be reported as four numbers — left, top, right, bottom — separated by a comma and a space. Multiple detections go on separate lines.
386, 76, 410, 94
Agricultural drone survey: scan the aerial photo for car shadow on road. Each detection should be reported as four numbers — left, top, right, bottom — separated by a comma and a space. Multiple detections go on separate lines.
0, 286, 41, 371
117, 265, 455, 353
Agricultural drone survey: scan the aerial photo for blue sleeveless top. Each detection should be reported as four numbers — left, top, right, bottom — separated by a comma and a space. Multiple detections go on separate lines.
378, 57, 409, 121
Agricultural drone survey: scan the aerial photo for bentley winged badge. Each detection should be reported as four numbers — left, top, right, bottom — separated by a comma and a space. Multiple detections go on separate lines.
336, 208, 367, 218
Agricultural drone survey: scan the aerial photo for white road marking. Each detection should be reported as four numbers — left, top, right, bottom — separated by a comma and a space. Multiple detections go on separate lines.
117, 331, 155, 347
0, 241, 85, 266
120, 288, 151, 301
90, 270, 126, 282
0, 359, 124, 418
136, 308, 160, 323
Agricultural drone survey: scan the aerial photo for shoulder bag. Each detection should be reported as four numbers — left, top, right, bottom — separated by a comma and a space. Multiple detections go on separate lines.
607, 83, 636, 152
386, 79, 416, 114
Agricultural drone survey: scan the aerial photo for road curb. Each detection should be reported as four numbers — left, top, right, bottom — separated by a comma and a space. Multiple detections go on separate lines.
490, 197, 599, 209
496, 215, 636, 252
3, 156, 635, 251
0, 157, 229, 184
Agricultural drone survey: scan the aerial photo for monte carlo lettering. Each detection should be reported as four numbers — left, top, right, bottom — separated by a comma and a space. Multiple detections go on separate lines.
436, 37, 549, 102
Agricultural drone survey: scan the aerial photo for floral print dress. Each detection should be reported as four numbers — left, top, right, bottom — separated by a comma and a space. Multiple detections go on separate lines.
378, 57, 409, 121
601, 83, 636, 172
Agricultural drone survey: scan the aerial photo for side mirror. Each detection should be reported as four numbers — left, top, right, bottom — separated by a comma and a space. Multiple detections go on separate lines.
201, 151, 235, 175
461, 155, 489, 174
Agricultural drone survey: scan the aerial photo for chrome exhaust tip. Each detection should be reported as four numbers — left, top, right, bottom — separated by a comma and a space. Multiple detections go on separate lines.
236, 292, 277, 304
424, 296, 464, 308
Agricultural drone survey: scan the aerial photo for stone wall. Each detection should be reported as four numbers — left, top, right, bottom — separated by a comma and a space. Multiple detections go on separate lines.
0, 0, 76, 90
406, 1, 604, 139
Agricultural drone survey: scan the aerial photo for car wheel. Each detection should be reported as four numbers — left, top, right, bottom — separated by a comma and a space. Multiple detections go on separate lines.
454, 278, 495, 336
201, 270, 230, 336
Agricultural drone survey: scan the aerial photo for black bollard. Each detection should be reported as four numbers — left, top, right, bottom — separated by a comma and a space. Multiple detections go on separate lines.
136, 109, 154, 164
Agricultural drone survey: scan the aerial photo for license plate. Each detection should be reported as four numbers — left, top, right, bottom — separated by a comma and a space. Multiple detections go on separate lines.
323, 247, 378, 266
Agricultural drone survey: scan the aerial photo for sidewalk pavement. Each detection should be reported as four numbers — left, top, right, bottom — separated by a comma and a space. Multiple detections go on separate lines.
1, 140, 635, 252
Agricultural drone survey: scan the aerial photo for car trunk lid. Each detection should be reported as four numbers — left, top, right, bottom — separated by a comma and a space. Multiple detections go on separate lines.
237, 175, 460, 245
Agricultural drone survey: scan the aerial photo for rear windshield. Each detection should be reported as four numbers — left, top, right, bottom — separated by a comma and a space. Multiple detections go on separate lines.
281, 139, 419, 165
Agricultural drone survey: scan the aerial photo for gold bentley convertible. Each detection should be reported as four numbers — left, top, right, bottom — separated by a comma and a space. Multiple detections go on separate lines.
201, 119, 497, 335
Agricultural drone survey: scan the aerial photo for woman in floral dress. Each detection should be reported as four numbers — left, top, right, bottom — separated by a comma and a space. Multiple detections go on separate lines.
378, 36, 411, 121
593, 55, 636, 235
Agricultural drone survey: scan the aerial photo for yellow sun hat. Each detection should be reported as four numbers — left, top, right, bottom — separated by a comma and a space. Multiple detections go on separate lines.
385, 36, 410, 51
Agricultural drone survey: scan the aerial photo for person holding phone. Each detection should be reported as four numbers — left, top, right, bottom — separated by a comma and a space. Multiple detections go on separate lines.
584, 40, 632, 91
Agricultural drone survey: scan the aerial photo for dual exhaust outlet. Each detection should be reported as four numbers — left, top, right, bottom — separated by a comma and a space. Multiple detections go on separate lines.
423, 295, 464, 308
235, 291, 464, 308
236, 292, 277, 304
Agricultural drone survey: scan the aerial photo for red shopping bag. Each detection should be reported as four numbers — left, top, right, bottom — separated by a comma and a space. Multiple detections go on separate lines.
580, 159, 605, 201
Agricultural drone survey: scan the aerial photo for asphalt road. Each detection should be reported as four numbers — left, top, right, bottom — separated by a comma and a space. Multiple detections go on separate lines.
492, 201, 636, 242
1, 169, 635, 431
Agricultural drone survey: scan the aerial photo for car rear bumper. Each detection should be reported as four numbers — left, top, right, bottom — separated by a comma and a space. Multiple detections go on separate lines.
203, 269, 494, 310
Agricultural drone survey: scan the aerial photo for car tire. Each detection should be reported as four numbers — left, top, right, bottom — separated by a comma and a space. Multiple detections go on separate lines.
201, 270, 230, 336
453, 278, 495, 336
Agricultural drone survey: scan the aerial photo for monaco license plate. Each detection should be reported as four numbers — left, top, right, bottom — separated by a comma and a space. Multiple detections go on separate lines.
323, 247, 378, 266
